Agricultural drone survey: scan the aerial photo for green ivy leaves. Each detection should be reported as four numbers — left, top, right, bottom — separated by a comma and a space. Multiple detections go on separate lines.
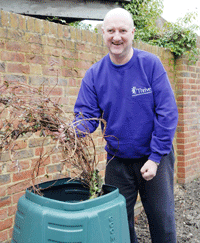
124, 1, 200, 64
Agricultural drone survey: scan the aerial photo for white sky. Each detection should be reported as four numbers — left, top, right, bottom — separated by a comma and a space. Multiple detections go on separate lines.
162, 0, 200, 35
83, 0, 200, 35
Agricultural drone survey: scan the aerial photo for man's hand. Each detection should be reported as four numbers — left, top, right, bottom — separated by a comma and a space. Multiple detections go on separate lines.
53, 124, 66, 143
140, 160, 159, 181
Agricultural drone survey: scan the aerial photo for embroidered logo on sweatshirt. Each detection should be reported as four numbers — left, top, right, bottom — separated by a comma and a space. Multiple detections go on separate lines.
131, 86, 152, 96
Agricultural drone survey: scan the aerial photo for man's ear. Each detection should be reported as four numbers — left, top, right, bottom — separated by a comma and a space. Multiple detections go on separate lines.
101, 26, 105, 34
132, 27, 135, 40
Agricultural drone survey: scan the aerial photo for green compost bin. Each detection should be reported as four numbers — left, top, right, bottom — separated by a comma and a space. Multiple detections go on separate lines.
12, 178, 130, 243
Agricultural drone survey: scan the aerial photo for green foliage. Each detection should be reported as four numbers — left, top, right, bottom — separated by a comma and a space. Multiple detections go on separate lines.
69, 21, 98, 33
46, 17, 98, 33
149, 12, 200, 63
46, 16, 68, 25
89, 170, 103, 199
123, 0, 200, 63
124, 0, 163, 41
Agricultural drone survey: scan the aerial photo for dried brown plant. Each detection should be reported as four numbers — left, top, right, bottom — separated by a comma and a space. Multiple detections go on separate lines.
0, 80, 108, 199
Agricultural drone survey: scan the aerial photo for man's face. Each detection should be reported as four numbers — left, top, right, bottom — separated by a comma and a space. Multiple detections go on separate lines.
102, 14, 135, 64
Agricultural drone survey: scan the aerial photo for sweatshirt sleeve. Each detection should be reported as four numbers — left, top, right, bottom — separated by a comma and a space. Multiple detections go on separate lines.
148, 58, 178, 163
73, 69, 102, 133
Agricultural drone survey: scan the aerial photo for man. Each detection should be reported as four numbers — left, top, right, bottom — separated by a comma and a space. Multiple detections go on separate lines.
74, 8, 178, 243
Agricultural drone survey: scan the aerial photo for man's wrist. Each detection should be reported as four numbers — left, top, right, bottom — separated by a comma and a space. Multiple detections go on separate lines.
153, 161, 160, 166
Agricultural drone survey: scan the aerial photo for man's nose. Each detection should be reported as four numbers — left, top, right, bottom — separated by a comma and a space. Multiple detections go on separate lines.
113, 31, 121, 41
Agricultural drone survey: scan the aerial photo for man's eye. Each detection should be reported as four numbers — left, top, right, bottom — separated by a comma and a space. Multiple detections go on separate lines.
120, 29, 127, 33
108, 29, 114, 33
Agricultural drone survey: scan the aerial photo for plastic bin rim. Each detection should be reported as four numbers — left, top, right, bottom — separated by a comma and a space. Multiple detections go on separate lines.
25, 178, 120, 211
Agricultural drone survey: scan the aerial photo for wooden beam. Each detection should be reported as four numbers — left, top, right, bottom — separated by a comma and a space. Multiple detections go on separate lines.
0, 0, 130, 20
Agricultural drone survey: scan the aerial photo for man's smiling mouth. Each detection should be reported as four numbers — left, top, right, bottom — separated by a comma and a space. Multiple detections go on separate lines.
112, 43, 123, 45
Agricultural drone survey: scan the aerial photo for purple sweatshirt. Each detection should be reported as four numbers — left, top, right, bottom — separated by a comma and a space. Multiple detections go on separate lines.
74, 48, 178, 163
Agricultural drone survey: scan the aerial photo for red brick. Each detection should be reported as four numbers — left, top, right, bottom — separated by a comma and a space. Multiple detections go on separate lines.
44, 87, 63, 96
43, 20, 50, 34
42, 66, 61, 76
7, 180, 31, 195
10, 13, 19, 29
34, 19, 43, 33
99, 169, 105, 178
177, 178, 186, 184
0, 186, 6, 197
26, 54, 45, 64
97, 161, 106, 170
77, 69, 87, 78
68, 87, 80, 96
29, 137, 50, 148
12, 140, 28, 150
30, 43, 43, 54
46, 163, 63, 174
0, 196, 11, 208
0, 174, 11, 186
57, 39, 65, 48
63, 59, 75, 68
1, 11, 10, 27
68, 78, 77, 87
8, 204, 17, 216
12, 191, 24, 204
9, 227, 14, 239
52, 48, 61, 57
13, 170, 32, 182
12, 149, 34, 161
57, 25, 64, 38
0, 229, 8, 242
7, 63, 30, 74
62, 68, 78, 78
177, 167, 187, 173
0, 208, 7, 220
63, 27, 70, 39
0, 39, 5, 49
0, 217, 13, 231
32, 166, 45, 178
3, 74, 27, 83
18, 14, 26, 30
51, 154, 63, 164
79, 52, 94, 62
49, 22, 57, 36
46, 36, 57, 46
26, 33, 42, 44
177, 172, 186, 179
0, 62, 5, 72
34, 147, 45, 157
5, 41, 21, 51
62, 49, 78, 60
68, 96, 77, 105
76, 60, 92, 70
177, 161, 186, 167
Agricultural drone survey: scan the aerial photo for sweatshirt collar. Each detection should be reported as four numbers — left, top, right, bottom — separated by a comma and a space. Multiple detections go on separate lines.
108, 48, 137, 70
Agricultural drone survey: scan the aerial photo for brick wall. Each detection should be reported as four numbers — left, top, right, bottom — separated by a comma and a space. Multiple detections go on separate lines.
175, 51, 200, 183
0, 10, 200, 242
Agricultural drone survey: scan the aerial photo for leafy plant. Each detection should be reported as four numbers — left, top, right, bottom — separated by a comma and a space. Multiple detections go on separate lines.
69, 21, 98, 33
46, 16, 98, 33
124, 0, 163, 41
149, 12, 200, 63
123, 0, 199, 63
46, 16, 68, 25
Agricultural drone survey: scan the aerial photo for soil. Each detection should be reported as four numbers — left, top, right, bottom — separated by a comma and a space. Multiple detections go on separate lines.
135, 177, 200, 243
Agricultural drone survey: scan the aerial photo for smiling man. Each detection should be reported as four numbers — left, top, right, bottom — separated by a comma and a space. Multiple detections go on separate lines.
74, 8, 178, 243
102, 8, 135, 64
